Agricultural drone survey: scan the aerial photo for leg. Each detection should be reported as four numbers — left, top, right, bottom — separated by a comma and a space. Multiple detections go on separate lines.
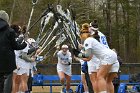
65, 74, 71, 92
81, 74, 88, 92
106, 73, 118, 93
90, 72, 97, 93
20, 73, 29, 92
97, 65, 112, 93
58, 71, 65, 88
12, 73, 21, 93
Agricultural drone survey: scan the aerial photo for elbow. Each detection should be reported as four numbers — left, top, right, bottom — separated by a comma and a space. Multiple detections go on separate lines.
82, 57, 91, 61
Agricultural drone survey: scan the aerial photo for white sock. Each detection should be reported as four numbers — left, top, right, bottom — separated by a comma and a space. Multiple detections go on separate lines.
84, 92, 89, 93
99, 91, 107, 93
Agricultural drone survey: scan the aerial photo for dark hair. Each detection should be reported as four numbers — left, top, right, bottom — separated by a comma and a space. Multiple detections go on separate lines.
10, 24, 21, 33
22, 25, 27, 34
91, 19, 98, 28
93, 30, 100, 41
10, 24, 21, 37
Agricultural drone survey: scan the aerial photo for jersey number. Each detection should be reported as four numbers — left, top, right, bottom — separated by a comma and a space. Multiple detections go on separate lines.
101, 36, 107, 45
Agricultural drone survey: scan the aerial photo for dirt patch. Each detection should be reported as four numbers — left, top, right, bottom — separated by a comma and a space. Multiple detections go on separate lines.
32, 86, 76, 92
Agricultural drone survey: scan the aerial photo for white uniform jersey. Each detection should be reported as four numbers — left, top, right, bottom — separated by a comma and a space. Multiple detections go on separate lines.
87, 31, 109, 72
84, 37, 117, 65
57, 50, 72, 76
57, 50, 72, 65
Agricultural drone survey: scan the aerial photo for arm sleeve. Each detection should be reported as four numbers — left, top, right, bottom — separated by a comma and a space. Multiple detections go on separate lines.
82, 39, 94, 58
57, 51, 61, 58
9, 29, 27, 50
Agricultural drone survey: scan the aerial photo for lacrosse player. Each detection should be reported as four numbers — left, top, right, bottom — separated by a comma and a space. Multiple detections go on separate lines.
56, 45, 72, 93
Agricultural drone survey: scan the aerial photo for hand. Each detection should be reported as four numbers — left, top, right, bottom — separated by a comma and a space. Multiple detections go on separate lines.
72, 48, 80, 57
35, 48, 42, 55
78, 44, 84, 50
81, 61, 88, 73
61, 61, 71, 65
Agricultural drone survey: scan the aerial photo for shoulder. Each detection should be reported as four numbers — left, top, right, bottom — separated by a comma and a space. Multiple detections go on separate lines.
57, 50, 62, 55
4, 27, 16, 39
98, 31, 105, 37
22, 44, 29, 52
67, 51, 71, 55
85, 37, 93, 42
84, 37, 96, 44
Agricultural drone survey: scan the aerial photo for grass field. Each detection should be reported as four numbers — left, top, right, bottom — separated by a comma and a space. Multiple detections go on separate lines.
32, 86, 76, 93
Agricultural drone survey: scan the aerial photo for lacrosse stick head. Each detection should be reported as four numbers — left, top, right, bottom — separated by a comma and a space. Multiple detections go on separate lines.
32, 0, 38, 5
56, 5, 62, 11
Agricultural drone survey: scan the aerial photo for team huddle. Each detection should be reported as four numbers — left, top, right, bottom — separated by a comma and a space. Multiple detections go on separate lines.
0, 10, 120, 93
56, 21, 120, 93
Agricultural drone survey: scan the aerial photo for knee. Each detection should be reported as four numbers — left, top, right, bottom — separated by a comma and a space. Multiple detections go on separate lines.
66, 79, 71, 84
15, 81, 20, 85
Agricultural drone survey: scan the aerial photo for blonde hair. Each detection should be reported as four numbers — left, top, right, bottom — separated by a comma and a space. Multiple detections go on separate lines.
80, 23, 90, 40
80, 23, 89, 33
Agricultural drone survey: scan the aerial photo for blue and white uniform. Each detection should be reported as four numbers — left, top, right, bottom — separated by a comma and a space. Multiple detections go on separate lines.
57, 50, 72, 76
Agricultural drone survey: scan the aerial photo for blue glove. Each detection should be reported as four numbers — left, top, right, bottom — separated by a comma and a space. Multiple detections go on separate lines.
35, 56, 44, 62
81, 62, 88, 73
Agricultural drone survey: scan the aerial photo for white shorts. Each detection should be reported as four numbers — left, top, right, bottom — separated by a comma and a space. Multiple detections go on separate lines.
57, 64, 71, 76
109, 62, 120, 73
13, 68, 31, 76
80, 63, 99, 74
100, 51, 117, 65
88, 65, 97, 74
